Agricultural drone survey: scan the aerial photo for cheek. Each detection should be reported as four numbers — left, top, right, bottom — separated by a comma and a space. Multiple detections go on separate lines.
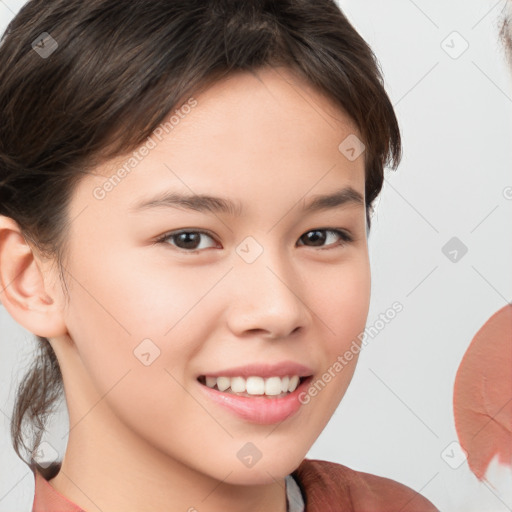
301, 256, 370, 410
62, 268, 206, 450
66, 250, 216, 357
309, 254, 371, 354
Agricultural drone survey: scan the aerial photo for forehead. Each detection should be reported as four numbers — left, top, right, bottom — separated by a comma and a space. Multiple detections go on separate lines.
169, 66, 358, 146
73, 66, 365, 221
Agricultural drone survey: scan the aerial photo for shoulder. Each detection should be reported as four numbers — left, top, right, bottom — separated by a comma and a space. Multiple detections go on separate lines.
291, 458, 439, 512
32, 462, 85, 512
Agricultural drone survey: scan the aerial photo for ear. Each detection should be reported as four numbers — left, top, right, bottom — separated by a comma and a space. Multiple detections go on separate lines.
0, 215, 67, 338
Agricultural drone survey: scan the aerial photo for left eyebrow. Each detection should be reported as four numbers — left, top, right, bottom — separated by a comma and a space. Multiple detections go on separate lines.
301, 186, 365, 213
128, 186, 364, 216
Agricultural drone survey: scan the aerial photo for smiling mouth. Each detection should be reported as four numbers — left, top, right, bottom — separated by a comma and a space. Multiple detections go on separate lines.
197, 375, 311, 398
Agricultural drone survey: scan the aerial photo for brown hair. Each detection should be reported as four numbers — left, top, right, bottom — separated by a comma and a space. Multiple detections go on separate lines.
501, 3, 512, 63
0, 0, 401, 474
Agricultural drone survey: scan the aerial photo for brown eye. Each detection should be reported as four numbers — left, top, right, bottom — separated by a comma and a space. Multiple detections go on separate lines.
158, 230, 218, 252
298, 229, 353, 249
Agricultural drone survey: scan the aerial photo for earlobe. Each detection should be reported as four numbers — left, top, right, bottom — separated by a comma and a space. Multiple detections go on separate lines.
0, 215, 67, 338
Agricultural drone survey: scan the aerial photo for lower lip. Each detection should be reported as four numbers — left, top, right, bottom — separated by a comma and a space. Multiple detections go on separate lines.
197, 377, 312, 425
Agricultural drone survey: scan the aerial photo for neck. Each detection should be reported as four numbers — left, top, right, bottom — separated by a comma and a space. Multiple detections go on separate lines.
48, 405, 287, 512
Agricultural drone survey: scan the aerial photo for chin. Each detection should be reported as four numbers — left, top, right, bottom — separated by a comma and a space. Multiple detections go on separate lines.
212, 446, 308, 486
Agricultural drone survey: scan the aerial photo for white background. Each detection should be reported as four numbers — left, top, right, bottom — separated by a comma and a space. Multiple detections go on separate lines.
1, 0, 512, 510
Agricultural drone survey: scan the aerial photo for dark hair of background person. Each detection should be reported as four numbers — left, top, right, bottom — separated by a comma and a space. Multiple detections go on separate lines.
0, 0, 401, 476
500, 3, 512, 63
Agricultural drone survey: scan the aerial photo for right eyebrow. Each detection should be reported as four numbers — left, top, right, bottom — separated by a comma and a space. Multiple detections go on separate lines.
128, 191, 243, 216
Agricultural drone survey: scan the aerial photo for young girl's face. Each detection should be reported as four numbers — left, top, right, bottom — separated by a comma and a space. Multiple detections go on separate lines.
46, 66, 370, 486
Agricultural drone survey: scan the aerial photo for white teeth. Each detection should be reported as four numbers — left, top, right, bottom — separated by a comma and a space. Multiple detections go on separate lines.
246, 376, 265, 395
230, 376, 246, 393
203, 375, 303, 396
205, 376, 217, 388
288, 375, 300, 392
265, 376, 283, 396
216, 376, 231, 392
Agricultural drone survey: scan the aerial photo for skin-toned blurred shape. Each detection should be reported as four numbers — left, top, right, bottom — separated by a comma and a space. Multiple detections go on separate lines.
453, 304, 512, 480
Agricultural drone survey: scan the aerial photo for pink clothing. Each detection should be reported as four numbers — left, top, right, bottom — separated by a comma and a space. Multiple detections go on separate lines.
32, 458, 438, 511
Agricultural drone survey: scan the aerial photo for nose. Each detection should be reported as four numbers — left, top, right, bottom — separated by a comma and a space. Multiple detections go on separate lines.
225, 246, 311, 340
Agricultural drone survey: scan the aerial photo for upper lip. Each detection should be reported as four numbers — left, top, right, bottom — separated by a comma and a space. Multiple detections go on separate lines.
199, 361, 314, 379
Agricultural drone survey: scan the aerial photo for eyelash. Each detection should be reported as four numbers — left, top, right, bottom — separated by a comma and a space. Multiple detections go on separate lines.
154, 228, 354, 254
